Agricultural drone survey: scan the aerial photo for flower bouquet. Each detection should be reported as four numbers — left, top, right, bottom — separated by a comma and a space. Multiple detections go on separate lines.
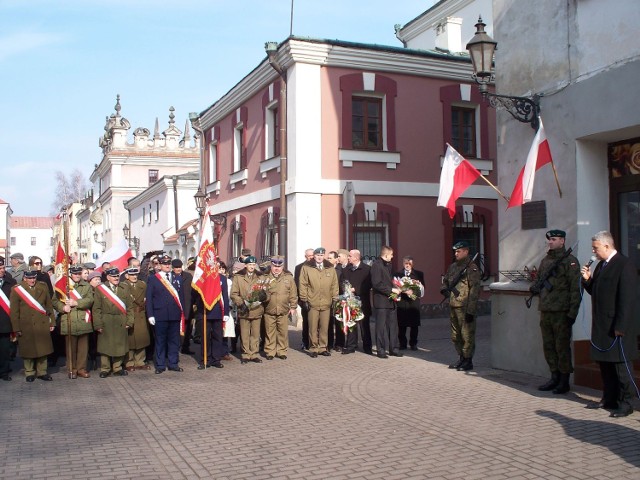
334, 281, 364, 333
244, 278, 272, 309
389, 276, 423, 301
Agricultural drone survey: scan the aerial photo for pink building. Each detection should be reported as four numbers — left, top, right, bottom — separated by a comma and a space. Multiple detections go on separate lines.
193, 37, 498, 306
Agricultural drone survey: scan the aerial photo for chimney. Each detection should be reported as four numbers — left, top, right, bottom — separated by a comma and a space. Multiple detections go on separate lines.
435, 17, 463, 53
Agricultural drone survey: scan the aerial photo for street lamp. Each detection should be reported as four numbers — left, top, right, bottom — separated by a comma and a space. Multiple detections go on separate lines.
122, 223, 140, 252
93, 231, 106, 252
193, 186, 207, 217
466, 16, 540, 130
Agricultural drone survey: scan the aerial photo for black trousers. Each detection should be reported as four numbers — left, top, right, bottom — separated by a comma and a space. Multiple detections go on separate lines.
195, 318, 224, 365
301, 308, 309, 349
0, 334, 11, 378
599, 361, 634, 410
358, 314, 372, 353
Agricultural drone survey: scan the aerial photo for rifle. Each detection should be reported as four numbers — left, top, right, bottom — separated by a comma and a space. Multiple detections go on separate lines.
525, 243, 575, 309
440, 253, 479, 304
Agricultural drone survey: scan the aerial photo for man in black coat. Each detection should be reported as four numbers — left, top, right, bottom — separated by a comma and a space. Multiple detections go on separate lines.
371, 246, 403, 358
341, 249, 373, 354
581, 230, 638, 418
394, 256, 425, 351
0, 257, 17, 380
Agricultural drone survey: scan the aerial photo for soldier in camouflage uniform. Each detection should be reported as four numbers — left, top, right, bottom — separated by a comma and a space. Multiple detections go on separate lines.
442, 241, 481, 371
532, 229, 581, 394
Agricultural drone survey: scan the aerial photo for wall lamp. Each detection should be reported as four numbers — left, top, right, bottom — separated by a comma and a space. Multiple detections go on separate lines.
93, 231, 106, 252
122, 223, 140, 251
466, 16, 540, 130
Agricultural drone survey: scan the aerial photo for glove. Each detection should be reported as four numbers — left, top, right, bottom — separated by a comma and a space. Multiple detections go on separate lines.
237, 303, 249, 317
148, 317, 156, 326
465, 313, 475, 324
257, 289, 267, 302
223, 315, 230, 323
440, 288, 448, 297
529, 284, 540, 295
566, 315, 576, 325
302, 301, 311, 312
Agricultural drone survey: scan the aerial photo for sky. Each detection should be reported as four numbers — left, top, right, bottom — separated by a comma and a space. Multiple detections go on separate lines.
0, 0, 437, 216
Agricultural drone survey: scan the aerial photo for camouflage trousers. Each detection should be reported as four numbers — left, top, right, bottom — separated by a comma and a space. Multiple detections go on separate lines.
450, 308, 475, 358
539, 311, 573, 374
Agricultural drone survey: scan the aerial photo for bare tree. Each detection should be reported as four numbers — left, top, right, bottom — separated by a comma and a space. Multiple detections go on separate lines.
51, 168, 88, 214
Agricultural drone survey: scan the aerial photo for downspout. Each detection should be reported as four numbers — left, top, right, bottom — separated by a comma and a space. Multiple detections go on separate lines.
172, 175, 179, 234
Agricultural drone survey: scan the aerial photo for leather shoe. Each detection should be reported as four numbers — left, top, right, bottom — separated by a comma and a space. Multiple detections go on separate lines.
585, 401, 605, 410
333, 346, 342, 353
211, 362, 224, 368
310, 352, 318, 358
99, 372, 110, 378
168, 367, 183, 372
266, 355, 274, 360
222, 354, 233, 361
77, 370, 90, 378
155, 369, 165, 374
136, 365, 152, 371
1, 375, 11, 381
320, 351, 331, 357
389, 351, 403, 357
26, 375, 35, 382
250, 358, 262, 363
116, 369, 128, 376
197, 364, 206, 370
377, 353, 389, 359
410, 345, 418, 351
609, 407, 633, 418
363, 349, 373, 355
277, 355, 287, 360
125, 366, 136, 372
241, 359, 249, 365
342, 349, 355, 354
38, 375, 53, 381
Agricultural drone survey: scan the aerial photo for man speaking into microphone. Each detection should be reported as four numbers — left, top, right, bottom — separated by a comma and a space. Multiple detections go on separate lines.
531, 229, 581, 394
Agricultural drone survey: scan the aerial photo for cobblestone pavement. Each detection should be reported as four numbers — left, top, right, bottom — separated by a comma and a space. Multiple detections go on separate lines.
1, 315, 639, 479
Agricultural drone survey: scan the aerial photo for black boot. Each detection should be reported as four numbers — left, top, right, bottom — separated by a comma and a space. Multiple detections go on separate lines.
448, 355, 464, 369
552, 373, 571, 394
457, 357, 473, 371
538, 371, 560, 391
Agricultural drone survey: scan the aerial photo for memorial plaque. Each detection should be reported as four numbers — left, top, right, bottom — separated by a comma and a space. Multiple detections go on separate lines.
521, 200, 547, 230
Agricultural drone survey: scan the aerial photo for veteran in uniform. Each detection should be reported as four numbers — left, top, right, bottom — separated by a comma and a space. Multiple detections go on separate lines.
231, 256, 269, 364
121, 267, 151, 371
442, 241, 481, 371
10, 269, 56, 382
263, 255, 297, 360
532, 229, 581, 394
53, 265, 94, 379
0, 257, 17, 381
298, 247, 339, 357
93, 267, 134, 378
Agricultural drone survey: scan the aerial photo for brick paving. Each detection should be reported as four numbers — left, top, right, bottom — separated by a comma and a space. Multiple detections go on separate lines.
1, 315, 639, 479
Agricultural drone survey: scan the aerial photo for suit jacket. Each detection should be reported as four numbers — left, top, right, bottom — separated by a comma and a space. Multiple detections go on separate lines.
394, 268, 425, 324
342, 262, 372, 316
582, 252, 638, 362
145, 271, 185, 322
371, 257, 395, 310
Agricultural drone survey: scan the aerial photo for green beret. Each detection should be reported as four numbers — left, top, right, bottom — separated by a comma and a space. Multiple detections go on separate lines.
313, 247, 326, 254
546, 229, 566, 239
452, 241, 469, 250
243, 256, 257, 264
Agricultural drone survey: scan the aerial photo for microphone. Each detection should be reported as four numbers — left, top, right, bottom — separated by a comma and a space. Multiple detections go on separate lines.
585, 255, 596, 268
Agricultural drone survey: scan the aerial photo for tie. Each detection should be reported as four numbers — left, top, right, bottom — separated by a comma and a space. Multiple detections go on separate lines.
317, 264, 323, 271
601, 261, 608, 269
166, 273, 171, 282
405, 270, 410, 276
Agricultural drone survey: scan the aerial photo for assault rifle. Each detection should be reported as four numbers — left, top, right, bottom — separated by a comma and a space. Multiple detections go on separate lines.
440, 252, 479, 304
525, 243, 576, 309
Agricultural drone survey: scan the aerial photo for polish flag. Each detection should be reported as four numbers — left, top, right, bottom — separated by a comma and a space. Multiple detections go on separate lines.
54, 241, 69, 298
508, 119, 554, 208
437, 144, 482, 219
192, 208, 223, 311
95, 239, 133, 272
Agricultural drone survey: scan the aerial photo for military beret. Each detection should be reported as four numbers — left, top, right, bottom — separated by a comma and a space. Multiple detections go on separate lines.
83, 262, 96, 269
10, 252, 24, 261
171, 259, 183, 268
125, 267, 140, 275
546, 229, 566, 239
270, 255, 285, 266
243, 256, 257, 264
105, 267, 120, 277
159, 255, 172, 265
24, 269, 38, 278
69, 266, 83, 275
314, 247, 326, 255
452, 241, 469, 250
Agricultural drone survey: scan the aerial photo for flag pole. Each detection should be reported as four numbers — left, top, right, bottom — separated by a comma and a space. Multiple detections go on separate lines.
62, 206, 72, 378
550, 162, 563, 198
478, 174, 510, 204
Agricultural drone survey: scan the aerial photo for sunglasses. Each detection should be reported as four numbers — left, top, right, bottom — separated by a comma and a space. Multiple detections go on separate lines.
34, 261, 42, 265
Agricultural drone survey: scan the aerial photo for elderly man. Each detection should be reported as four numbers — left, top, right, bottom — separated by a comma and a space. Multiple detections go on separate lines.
264, 255, 297, 360
394, 256, 425, 351
0, 257, 17, 380
121, 267, 151, 372
341, 249, 373, 355
53, 265, 94, 379
9, 253, 27, 283
299, 247, 339, 358
10, 269, 56, 382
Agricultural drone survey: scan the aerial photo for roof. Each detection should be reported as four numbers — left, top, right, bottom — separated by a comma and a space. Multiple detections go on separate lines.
10, 217, 55, 229
0, 198, 8, 204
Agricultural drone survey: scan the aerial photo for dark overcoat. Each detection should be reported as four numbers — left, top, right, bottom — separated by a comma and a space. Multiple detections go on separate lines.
394, 269, 425, 328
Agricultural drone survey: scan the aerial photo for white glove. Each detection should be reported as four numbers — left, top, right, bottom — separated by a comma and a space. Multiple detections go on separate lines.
223, 315, 230, 323
148, 316, 156, 326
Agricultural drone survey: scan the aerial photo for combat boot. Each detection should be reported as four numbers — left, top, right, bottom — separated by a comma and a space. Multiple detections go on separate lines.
552, 373, 571, 394
448, 355, 464, 369
538, 371, 560, 391
457, 357, 473, 371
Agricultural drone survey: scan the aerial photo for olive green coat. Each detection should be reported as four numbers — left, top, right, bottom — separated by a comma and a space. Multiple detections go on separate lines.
298, 260, 339, 310
53, 280, 94, 336
92, 283, 134, 357
10, 281, 55, 359
264, 271, 298, 316
443, 258, 481, 315
120, 279, 151, 350
231, 269, 270, 319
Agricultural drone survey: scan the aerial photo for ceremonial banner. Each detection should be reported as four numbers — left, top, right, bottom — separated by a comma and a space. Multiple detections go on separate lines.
192, 209, 223, 311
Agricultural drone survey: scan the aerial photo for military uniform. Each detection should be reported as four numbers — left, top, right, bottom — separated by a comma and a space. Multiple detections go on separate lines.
534, 230, 581, 393
264, 258, 297, 359
53, 272, 94, 378
0, 261, 17, 380
10, 275, 56, 380
120, 273, 151, 370
443, 242, 481, 371
92, 273, 134, 376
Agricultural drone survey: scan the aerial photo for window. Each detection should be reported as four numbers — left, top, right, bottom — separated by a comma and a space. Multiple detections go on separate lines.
155, 200, 160, 221
352, 97, 382, 150
149, 169, 159, 186
231, 218, 245, 260
266, 103, 280, 158
233, 125, 246, 172
10, 237, 15, 246
208, 141, 218, 183
260, 210, 279, 260
31, 237, 36, 246
148, 204, 152, 224
350, 203, 397, 264
142, 208, 146, 226
451, 106, 477, 157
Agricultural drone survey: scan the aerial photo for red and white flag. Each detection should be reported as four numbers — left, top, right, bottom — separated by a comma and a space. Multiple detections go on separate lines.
192, 209, 223, 311
95, 239, 133, 272
437, 144, 482, 219
54, 241, 68, 298
508, 118, 554, 208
